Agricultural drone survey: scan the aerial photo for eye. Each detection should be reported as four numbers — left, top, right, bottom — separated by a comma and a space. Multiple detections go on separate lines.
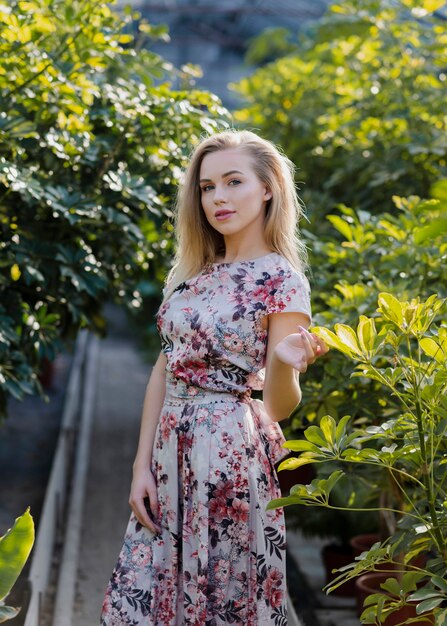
229, 179, 241, 186
200, 184, 214, 192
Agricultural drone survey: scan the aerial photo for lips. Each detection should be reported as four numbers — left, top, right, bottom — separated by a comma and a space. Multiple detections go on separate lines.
215, 210, 235, 219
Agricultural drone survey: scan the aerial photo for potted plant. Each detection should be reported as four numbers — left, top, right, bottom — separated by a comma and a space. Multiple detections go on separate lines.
269, 292, 447, 624
283, 460, 378, 596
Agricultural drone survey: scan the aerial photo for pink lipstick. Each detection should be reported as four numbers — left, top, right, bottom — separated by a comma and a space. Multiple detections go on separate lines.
215, 210, 235, 221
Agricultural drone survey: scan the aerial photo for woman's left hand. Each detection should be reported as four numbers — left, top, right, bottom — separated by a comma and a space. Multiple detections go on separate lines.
274, 325, 329, 373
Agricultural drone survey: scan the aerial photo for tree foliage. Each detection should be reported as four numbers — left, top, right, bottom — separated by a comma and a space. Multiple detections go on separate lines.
0, 0, 229, 418
233, 0, 447, 214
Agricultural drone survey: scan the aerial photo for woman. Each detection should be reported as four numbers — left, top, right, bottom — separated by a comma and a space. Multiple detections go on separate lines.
101, 129, 328, 625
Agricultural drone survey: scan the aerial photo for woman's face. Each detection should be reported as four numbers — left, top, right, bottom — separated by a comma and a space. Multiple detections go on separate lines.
199, 148, 272, 241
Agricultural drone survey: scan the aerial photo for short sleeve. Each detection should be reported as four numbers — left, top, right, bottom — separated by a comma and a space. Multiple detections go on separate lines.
267, 266, 312, 324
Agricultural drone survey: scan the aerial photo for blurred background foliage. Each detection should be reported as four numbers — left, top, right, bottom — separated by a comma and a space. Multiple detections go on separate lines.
0, 0, 229, 418
233, 0, 447, 216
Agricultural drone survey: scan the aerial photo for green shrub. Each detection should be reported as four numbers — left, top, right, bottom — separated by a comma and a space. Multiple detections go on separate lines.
287, 181, 447, 432
272, 291, 447, 623
232, 0, 447, 214
0, 0, 229, 418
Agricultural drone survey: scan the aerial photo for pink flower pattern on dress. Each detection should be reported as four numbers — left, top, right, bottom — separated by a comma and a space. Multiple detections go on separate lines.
101, 253, 311, 625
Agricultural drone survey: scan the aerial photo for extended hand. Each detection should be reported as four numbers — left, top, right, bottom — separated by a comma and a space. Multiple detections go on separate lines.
274, 325, 329, 373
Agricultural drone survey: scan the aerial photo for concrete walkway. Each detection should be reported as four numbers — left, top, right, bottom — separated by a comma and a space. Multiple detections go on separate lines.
70, 305, 302, 625
72, 307, 150, 625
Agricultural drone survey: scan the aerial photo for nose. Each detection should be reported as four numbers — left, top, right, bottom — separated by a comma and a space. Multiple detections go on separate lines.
213, 185, 227, 204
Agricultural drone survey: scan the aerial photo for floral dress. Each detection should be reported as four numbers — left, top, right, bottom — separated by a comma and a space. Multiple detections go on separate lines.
100, 252, 312, 626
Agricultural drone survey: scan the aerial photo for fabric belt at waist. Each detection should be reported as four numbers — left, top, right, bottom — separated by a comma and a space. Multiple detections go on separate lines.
164, 378, 252, 406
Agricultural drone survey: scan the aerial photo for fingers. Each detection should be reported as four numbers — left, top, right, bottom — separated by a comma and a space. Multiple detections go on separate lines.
130, 497, 161, 534
273, 325, 329, 373
129, 474, 161, 534
297, 326, 318, 363
298, 326, 329, 358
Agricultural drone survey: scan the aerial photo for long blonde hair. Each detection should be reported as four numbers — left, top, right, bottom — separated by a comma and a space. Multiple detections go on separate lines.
163, 129, 309, 300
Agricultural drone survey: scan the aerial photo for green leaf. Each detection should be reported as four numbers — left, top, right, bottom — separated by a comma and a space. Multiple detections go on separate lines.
416, 596, 443, 613
0, 509, 34, 601
334, 324, 362, 357
377, 293, 404, 328
266, 496, 302, 510
277, 456, 317, 471
327, 214, 354, 240
420, 337, 445, 363
431, 576, 447, 593
401, 571, 424, 593
381, 577, 402, 596
325, 469, 344, 493
310, 326, 353, 356
320, 415, 336, 446
356, 315, 377, 355
0, 605, 20, 621
304, 425, 328, 447
431, 179, 447, 201
414, 218, 447, 244
335, 414, 352, 443
282, 440, 320, 453
409, 588, 443, 601
422, 0, 446, 12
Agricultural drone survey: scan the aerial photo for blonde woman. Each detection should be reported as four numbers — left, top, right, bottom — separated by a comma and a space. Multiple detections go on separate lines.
101, 130, 328, 625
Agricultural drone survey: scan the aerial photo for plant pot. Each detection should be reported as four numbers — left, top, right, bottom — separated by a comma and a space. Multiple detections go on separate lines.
350, 533, 381, 557
355, 573, 435, 624
321, 542, 357, 596
350, 533, 428, 571
276, 455, 315, 494
350, 532, 393, 573
38, 357, 55, 389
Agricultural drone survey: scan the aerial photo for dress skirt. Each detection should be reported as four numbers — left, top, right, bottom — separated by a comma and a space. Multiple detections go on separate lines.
100, 380, 288, 626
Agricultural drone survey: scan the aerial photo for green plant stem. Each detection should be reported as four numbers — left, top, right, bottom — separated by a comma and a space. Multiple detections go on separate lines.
361, 357, 417, 422
351, 332, 446, 551
337, 456, 425, 489
405, 334, 445, 555
305, 503, 423, 521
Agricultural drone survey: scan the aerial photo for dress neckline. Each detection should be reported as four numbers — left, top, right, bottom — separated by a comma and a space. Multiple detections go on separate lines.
211, 252, 278, 267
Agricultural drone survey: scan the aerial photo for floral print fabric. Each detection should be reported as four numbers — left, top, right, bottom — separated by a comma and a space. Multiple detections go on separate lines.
101, 253, 312, 625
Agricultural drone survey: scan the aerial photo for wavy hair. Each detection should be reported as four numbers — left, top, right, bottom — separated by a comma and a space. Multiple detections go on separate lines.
163, 129, 309, 300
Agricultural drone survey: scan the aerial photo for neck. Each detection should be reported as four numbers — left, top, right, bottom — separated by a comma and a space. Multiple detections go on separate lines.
219, 235, 272, 263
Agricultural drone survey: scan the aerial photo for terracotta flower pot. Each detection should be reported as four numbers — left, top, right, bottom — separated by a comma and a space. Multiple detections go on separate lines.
355, 573, 435, 625
321, 543, 357, 596
350, 533, 428, 572
275, 456, 315, 494
38, 356, 55, 389
350, 533, 381, 557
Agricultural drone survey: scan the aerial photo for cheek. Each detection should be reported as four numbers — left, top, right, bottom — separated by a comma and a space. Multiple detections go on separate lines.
201, 199, 213, 221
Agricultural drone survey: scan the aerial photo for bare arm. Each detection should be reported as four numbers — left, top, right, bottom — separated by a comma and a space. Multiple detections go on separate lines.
263, 312, 327, 422
129, 350, 167, 533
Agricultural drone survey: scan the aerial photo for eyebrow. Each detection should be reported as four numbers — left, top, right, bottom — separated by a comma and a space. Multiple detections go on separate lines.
199, 170, 244, 183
